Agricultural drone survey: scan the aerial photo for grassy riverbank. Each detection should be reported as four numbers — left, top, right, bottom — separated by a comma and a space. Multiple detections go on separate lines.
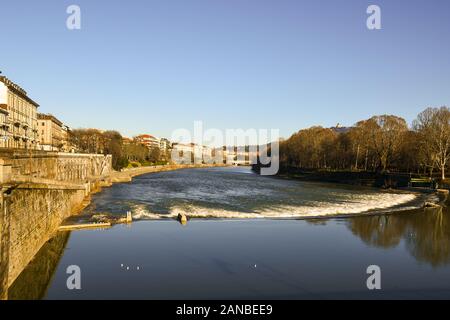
253, 164, 449, 189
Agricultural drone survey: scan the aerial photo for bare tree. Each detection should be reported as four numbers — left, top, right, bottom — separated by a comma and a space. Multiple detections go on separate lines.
356, 115, 408, 172
413, 106, 450, 180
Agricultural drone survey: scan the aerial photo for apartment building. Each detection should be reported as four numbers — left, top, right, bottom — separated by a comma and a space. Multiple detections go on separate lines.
0, 76, 39, 149
37, 113, 64, 151
135, 134, 160, 149
160, 138, 171, 152
172, 143, 195, 164
61, 125, 75, 152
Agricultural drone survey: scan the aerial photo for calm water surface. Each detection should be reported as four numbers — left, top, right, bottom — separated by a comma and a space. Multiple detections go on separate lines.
9, 167, 450, 299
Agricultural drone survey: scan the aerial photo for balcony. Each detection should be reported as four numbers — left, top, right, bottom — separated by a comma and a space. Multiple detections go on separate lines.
0, 107, 9, 116
0, 122, 10, 129
0, 132, 12, 141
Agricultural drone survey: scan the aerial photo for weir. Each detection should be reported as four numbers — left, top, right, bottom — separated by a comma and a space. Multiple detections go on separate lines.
0, 150, 112, 299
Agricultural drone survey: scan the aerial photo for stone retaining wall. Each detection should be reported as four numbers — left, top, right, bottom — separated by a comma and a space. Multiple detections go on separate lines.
0, 150, 113, 298
5, 185, 86, 288
0, 150, 112, 184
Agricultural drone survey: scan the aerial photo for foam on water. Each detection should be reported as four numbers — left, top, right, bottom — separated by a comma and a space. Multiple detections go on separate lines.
131, 191, 422, 220
86, 167, 438, 221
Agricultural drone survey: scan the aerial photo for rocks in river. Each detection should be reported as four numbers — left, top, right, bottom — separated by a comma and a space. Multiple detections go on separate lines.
177, 213, 188, 225
90, 214, 110, 223
89, 212, 133, 225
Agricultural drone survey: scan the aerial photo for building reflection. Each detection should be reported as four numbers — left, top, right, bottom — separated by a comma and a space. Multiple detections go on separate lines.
7, 232, 71, 300
348, 207, 450, 267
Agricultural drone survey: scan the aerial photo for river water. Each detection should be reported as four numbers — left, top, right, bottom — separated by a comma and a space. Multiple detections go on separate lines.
8, 167, 450, 299
83, 167, 434, 219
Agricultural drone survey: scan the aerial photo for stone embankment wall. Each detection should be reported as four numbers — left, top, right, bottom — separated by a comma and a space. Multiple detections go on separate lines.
7, 231, 70, 300
5, 186, 86, 288
0, 150, 112, 298
0, 149, 112, 185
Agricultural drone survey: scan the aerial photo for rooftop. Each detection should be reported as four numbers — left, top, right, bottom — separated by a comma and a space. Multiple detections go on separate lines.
0, 75, 39, 107
38, 113, 63, 126
136, 134, 157, 139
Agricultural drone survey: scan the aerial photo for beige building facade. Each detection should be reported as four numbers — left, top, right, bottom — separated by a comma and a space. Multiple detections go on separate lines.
37, 113, 64, 151
61, 125, 75, 152
0, 76, 39, 149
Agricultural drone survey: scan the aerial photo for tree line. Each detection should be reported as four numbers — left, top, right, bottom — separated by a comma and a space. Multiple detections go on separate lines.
279, 106, 450, 180
68, 129, 168, 170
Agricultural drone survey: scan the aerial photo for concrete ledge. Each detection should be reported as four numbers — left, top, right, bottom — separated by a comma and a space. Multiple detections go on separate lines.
58, 222, 111, 231
14, 181, 87, 190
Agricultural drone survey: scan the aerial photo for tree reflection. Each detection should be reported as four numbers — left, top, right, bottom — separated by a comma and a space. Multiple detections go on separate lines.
304, 218, 330, 226
348, 207, 450, 267
405, 207, 450, 267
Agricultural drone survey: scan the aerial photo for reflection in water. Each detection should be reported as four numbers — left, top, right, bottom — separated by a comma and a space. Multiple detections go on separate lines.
304, 218, 330, 226
5, 166, 450, 299
40, 212, 450, 299
9, 207, 450, 300
348, 207, 450, 267
406, 207, 450, 267
8, 232, 70, 300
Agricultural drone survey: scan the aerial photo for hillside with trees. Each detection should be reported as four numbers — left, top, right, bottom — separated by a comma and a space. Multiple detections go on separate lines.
277, 106, 450, 184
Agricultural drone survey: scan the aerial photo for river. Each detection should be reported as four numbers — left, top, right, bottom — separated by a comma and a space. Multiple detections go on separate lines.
8, 167, 450, 299
82, 166, 434, 219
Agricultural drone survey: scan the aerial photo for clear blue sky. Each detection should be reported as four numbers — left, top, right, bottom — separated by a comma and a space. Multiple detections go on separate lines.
1, 0, 449, 139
